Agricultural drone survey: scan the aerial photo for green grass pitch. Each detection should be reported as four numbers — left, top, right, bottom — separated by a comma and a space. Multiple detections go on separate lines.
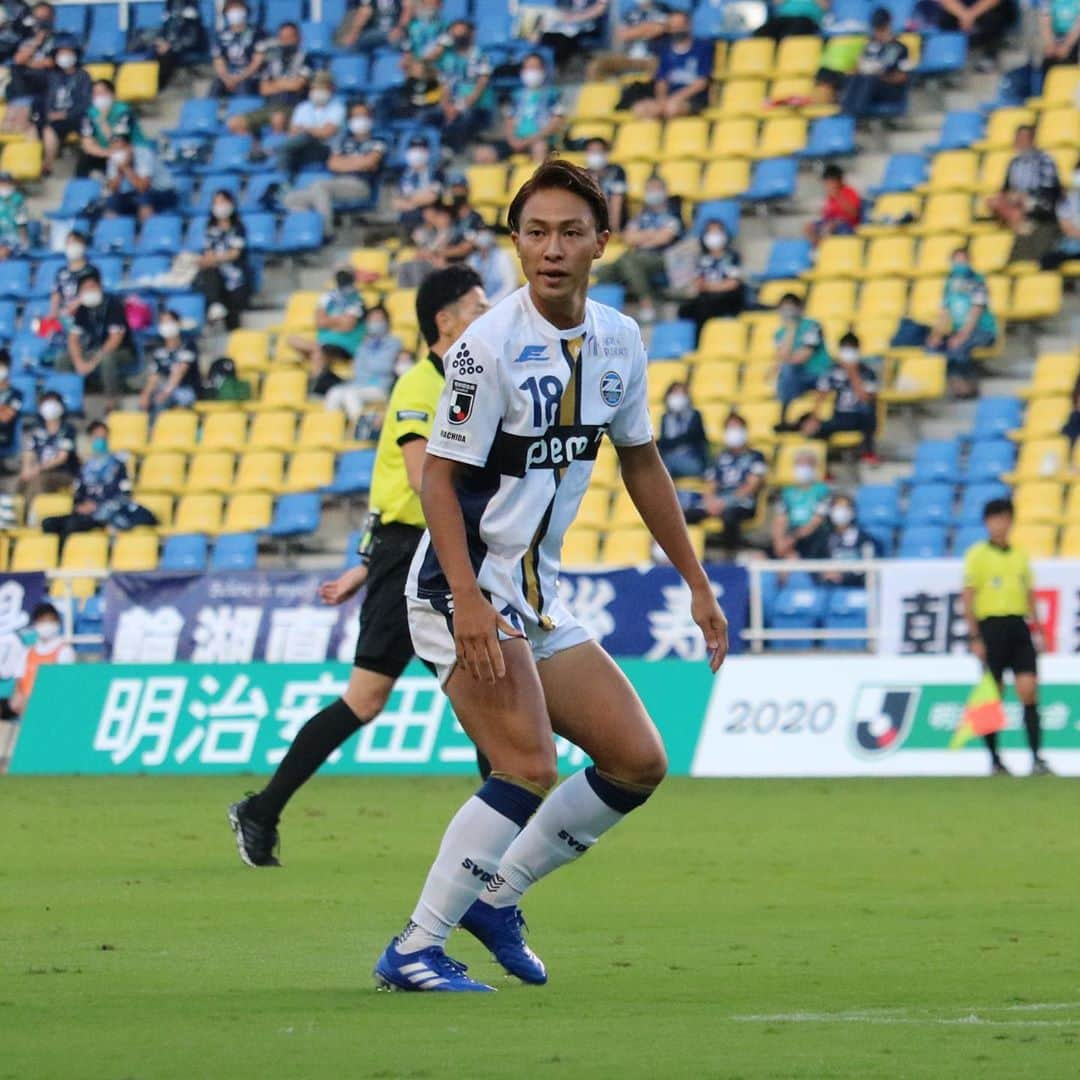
3, 776, 1079, 1079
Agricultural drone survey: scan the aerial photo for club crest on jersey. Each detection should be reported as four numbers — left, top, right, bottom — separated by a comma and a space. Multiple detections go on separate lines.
448, 379, 477, 425
600, 370, 624, 407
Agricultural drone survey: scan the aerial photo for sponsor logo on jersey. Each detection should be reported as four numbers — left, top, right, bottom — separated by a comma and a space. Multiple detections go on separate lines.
600, 370, 624, 407
439, 428, 466, 443
513, 345, 549, 364
447, 378, 477, 425
490, 425, 605, 476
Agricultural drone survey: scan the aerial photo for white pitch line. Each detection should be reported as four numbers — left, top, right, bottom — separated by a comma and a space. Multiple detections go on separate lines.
731, 1003, 1080, 1028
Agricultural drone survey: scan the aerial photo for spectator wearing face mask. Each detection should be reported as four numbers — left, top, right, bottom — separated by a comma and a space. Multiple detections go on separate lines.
17, 391, 77, 501
926, 246, 997, 400
840, 9, 911, 121
700, 413, 768, 554
0, 171, 29, 259
8, 602, 75, 719
58, 270, 134, 407
76, 78, 145, 179
501, 53, 565, 157
774, 292, 833, 420
537, 0, 610, 70
48, 229, 97, 326
632, 10, 712, 120
38, 41, 90, 175
322, 306, 402, 416
211, 1, 265, 97
102, 132, 177, 221
194, 190, 250, 329
818, 493, 880, 585
340, 0, 410, 53
0, 350, 24, 455
288, 268, 367, 369
388, 52, 444, 126
392, 136, 444, 234
586, 0, 672, 82
986, 125, 1062, 240
404, 0, 446, 60
441, 176, 485, 262
1039, 0, 1080, 71
275, 71, 345, 180
40, 419, 156, 540
798, 332, 879, 464
435, 20, 494, 154
399, 200, 455, 283
226, 21, 311, 137
772, 448, 830, 559
805, 164, 862, 246
656, 382, 709, 479
150, 0, 207, 89
282, 101, 386, 235
677, 220, 744, 328
584, 137, 627, 233
594, 176, 682, 323
140, 311, 202, 413
467, 227, 517, 304
8, 1, 56, 102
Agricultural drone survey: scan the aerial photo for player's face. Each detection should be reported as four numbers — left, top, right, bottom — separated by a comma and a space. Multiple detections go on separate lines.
986, 512, 1012, 546
513, 188, 609, 315
441, 285, 489, 342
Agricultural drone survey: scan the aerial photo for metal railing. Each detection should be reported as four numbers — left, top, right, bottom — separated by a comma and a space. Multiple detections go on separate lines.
47, 568, 107, 648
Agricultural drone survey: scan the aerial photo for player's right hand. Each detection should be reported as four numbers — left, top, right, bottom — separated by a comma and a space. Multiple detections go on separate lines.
453, 591, 524, 684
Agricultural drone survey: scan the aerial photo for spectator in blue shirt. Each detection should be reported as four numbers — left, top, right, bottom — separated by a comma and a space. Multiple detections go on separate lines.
594, 175, 682, 322
38, 41, 90, 175
0, 350, 24, 455
677, 220, 745, 327
403, 0, 445, 60
632, 10, 712, 119
841, 9, 911, 119
587, 0, 672, 81
140, 311, 202, 413
700, 413, 769, 554
17, 390, 78, 502
102, 132, 177, 220
435, 19, 494, 153
485, 53, 565, 160
392, 135, 444, 234
657, 381, 709, 479
277, 71, 346, 180
323, 305, 402, 417
339, 0, 410, 53
211, 0, 264, 97
818, 493, 880, 585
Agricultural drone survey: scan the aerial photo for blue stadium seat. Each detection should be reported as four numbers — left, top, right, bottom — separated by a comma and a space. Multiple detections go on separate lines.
916, 33, 968, 76
798, 116, 856, 159
192, 175, 243, 217
0, 299, 17, 340
162, 533, 208, 571
265, 0, 302, 28
369, 50, 406, 93
970, 397, 1023, 441
92, 216, 137, 255
54, 4, 88, 36
855, 483, 901, 530
927, 110, 984, 152
770, 586, 827, 650
0, 261, 30, 299
131, 2, 167, 32
475, 8, 513, 47
74, 593, 105, 644
240, 211, 277, 253
275, 210, 324, 254
884, 0, 915, 28
823, 588, 868, 651
826, 0, 871, 30
212, 532, 259, 570
951, 524, 987, 554
86, 5, 125, 60
691, 199, 741, 239
10, 374, 36, 415
760, 238, 813, 280
649, 320, 696, 360
964, 439, 1016, 484
869, 154, 927, 196
197, 134, 253, 174
322, 0, 349, 29
240, 171, 288, 211
129, 254, 173, 286
47, 179, 102, 219
910, 439, 960, 485
268, 492, 322, 538
22, 298, 52, 328
330, 55, 370, 96
165, 99, 222, 139
29, 257, 65, 299
136, 214, 184, 255
691, 1, 730, 37
959, 482, 1010, 524
741, 158, 797, 203
301, 20, 335, 57
343, 528, 364, 568
588, 283, 625, 308
95, 255, 124, 292
898, 525, 947, 558
905, 483, 954, 527
224, 95, 266, 120
9, 332, 49, 373
326, 448, 376, 494
171, 292, 207, 327
43, 372, 85, 415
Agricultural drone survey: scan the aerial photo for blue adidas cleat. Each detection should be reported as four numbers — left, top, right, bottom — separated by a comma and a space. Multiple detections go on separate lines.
373, 939, 495, 993
460, 900, 548, 985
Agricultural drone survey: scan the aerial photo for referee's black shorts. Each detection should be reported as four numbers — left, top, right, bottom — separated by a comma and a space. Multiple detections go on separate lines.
978, 615, 1037, 684
353, 523, 432, 679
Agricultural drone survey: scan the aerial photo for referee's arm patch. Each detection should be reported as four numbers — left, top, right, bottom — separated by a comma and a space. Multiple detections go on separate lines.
396, 409, 430, 421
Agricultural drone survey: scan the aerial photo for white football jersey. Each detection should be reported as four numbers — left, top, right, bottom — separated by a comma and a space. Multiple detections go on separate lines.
406, 286, 652, 628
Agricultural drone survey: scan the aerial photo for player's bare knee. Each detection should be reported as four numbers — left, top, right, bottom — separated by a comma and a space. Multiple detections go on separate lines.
342, 681, 392, 722
498, 749, 557, 791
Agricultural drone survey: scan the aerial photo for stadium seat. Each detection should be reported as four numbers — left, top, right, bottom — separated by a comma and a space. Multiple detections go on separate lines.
588, 283, 625, 308
268, 492, 322, 538
971, 396, 1024, 438
116, 61, 159, 103
256, 370, 307, 411
601, 527, 651, 566
969, 231, 1014, 275
233, 451, 285, 492
161, 533, 208, 570
166, 99, 221, 138
710, 79, 767, 118
0, 141, 42, 182
755, 117, 807, 159
691, 199, 741, 239
976, 106, 1036, 150
741, 157, 798, 203
247, 411, 297, 449
330, 55, 369, 96
1029, 64, 1080, 109
211, 532, 258, 570
656, 160, 701, 200
1013, 481, 1063, 524
904, 483, 955, 529
326, 448, 376, 495
149, 410, 199, 452
227, 328, 271, 373
107, 413, 150, 456
806, 280, 856, 321
729, 37, 775, 79
136, 493, 173, 529
823, 588, 868, 651
1059, 525, 1080, 557
574, 81, 620, 121
0, 261, 30, 299
881, 353, 946, 405
773, 35, 822, 77
649, 320, 696, 361
807, 235, 864, 280
92, 215, 136, 255
610, 120, 662, 164
281, 450, 335, 492
1018, 352, 1080, 399
297, 409, 346, 450
111, 531, 160, 572
29, 492, 73, 526
921, 150, 979, 193
185, 451, 236, 493
562, 526, 601, 566
701, 159, 751, 200
910, 440, 960, 485
137, 452, 187, 494
964, 439, 1016, 484
916, 32, 968, 76
1010, 523, 1057, 558
1005, 437, 1069, 482
927, 110, 984, 152
11, 533, 59, 572
707, 119, 758, 161
221, 493, 273, 533
951, 524, 987, 554
870, 153, 928, 195
135, 214, 183, 256
200, 411, 248, 452
898, 525, 948, 559
661, 117, 710, 161
797, 116, 855, 159
1010, 396, 1071, 442
770, 586, 827, 651
958, 482, 1010, 524
860, 279, 908, 320
760, 238, 813, 281
57, 531, 109, 600
1008, 272, 1063, 321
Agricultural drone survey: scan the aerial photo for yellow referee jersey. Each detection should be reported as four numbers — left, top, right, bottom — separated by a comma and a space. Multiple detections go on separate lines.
369, 352, 444, 528
963, 540, 1032, 619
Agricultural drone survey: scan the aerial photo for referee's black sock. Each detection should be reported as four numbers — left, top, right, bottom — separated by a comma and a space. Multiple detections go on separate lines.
252, 698, 368, 822
984, 730, 1003, 764
1023, 704, 1042, 757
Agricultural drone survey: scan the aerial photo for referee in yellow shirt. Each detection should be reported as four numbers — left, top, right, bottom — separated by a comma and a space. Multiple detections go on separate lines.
962, 496, 1050, 777
229, 266, 490, 866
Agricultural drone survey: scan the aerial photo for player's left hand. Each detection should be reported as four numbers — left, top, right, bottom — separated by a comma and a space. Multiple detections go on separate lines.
691, 584, 728, 673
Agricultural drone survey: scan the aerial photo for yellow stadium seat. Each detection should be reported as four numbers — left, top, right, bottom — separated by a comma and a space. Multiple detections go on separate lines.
562, 526, 602, 565
609, 489, 643, 528
28, 492, 73, 526
656, 159, 701, 200
774, 441, 825, 485
707, 118, 758, 159
859, 278, 907, 320
807, 235, 863, 280
137, 493, 173, 528
1036, 107, 1079, 148
913, 233, 966, 278
700, 401, 732, 442
1013, 481, 1063, 524
11, 533, 59, 571
1004, 437, 1069, 482
610, 119, 662, 163
200, 411, 248, 452
465, 164, 508, 206
728, 37, 775, 79
691, 361, 738, 402
0, 140, 42, 182
660, 116, 710, 160
592, 441, 620, 488
247, 410, 296, 450
149, 409, 199, 453
0, 536, 8, 571
234, 451, 284, 492
1010, 523, 1057, 558
1008, 272, 1063, 321
860, 235, 915, 281
700, 158, 751, 199
222, 493, 273, 533
806, 280, 856, 322
739, 400, 781, 443
574, 81, 621, 121
185, 451, 235, 493
1062, 485, 1080, 522
765, 76, 815, 106
921, 150, 979, 193
907, 276, 944, 324
754, 116, 806, 158
384, 288, 419, 333
861, 192, 922, 236
969, 231, 1014, 275
620, 159, 652, 201
974, 150, 1012, 196
1030, 64, 1079, 109
975, 107, 1036, 150
646, 361, 689, 403
757, 279, 804, 308
852, 317, 898, 358
746, 314, 782, 362
880, 352, 946, 404
1010, 396, 1071, 440
577, 489, 612, 530
281, 450, 334, 492
912, 194, 972, 236
111, 531, 159, 572
107, 412, 149, 456
738, 363, 776, 402
273, 290, 322, 332
57, 531, 109, 600
84, 63, 115, 81
1059, 524, 1080, 557
708, 79, 767, 118
568, 120, 615, 146
298, 409, 346, 449
227, 329, 271, 373
116, 61, 159, 103
167, 494, 225, 535
137, 452, 186, 493
256, 370, 307, 411
1018, 352, 1080, 399
772, 35, 822, 77
602, 526, 651, 565
691, 318, 746, 361
898, 32, 921, 66
349, 247, 391, 282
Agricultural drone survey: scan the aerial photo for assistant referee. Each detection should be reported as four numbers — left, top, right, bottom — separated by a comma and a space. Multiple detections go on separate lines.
229, 266, 491, 867
962, 496, 1050, 777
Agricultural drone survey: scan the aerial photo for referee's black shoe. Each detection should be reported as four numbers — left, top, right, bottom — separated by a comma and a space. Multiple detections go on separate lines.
991, 759, 1012, 776
228, 794, 281, 867
1031, 757, 1054, 777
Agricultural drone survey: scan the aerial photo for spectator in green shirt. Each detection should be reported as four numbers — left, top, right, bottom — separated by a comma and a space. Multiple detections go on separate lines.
771, 448, 831, 558
76, 78, 145, 178
757, 0, 829, 39
774, 291, 832, 420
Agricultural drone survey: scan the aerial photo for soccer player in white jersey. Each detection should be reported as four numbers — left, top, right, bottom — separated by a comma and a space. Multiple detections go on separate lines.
373, 161, 728, 993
